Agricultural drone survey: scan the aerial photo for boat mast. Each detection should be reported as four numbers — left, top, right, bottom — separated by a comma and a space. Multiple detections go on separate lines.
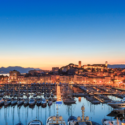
13, 84, 14, 97
18, 83, 20, 99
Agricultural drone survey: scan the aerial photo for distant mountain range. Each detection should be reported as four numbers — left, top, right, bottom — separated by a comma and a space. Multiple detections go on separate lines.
0, 66, 41, 74
0, 65, 125, 74
108, 64, 125, 69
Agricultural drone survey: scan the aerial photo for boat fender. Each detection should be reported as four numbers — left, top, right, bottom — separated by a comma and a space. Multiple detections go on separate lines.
77, 116, 81, 121
53, 116, 56, 121
85, 116, 89, 121
59, 116, 62, 121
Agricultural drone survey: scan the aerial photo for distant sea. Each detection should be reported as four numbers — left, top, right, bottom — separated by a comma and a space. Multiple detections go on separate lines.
108, 64, 125, 68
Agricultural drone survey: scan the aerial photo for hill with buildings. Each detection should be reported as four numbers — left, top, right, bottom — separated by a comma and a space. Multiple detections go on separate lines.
0, 64, 125, 74
0, 66, 40, 74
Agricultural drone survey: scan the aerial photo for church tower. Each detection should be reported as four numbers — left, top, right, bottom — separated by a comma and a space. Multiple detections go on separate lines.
105, 61, 108, 67
79, 61, 81, 68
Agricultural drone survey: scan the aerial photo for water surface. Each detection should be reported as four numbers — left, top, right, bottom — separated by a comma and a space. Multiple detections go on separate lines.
0, 97, 117, 125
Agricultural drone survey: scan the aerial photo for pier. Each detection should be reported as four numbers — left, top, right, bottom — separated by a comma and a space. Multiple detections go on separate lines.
0, 83, 125, 106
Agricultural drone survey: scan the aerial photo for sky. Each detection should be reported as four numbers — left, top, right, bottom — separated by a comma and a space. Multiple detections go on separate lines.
0, 0, 125, 69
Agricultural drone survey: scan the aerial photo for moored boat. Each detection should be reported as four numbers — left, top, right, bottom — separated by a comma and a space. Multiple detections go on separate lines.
24, 99, 29, 106
48, 100, 52, 106
0, 98, 4, 106
29, 98, 35, 106
28, 120, 42, 125
108, 98, 125, 108
102, 118, 122, 125
68, 105, 100, 125
46, 116, 66, 125
33, 93, 37, 97
16, 123, 23, 125
41, 98, 47, 107
4, 99, 11, 106
63, 98, 76, 105
17, 99, 24, 106
11, 98, 17, 105
37, 99, 41, 106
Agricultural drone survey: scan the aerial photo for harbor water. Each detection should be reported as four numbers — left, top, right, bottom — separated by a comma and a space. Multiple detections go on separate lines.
0, 96, 120, 125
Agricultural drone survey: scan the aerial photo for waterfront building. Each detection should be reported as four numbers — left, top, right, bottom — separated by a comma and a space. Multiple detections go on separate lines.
9, 70, 20, 83
0, 75, 8, 84
0, 61, 125, 87
52, 67, 59, 74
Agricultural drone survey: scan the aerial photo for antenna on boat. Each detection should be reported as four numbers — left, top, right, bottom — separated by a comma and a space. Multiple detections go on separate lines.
81, 105, 85, 122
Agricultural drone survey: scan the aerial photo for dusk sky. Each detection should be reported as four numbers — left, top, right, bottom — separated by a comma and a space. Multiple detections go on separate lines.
0, 0, 125, 69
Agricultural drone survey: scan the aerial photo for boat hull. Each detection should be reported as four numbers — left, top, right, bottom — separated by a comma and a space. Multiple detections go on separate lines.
28, 120, 42, 125
17, 101, 24, 106
4, 101, 11, 106
11, 101, 17, 106
0, 101, 4, 106
108, 103, 125, 108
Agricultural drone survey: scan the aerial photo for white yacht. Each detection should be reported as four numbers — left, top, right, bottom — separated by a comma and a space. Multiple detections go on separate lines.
28, 120, 42, 125
108, 98, 125, 108
46, 116, 66, 125
0, 98, 4, 106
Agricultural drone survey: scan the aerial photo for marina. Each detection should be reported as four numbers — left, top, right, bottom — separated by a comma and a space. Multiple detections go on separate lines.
1, 0, 125, 124
0, 84, 125, 124
0, 95, 123, 125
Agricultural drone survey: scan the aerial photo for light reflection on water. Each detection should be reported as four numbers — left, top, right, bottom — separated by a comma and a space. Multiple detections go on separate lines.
0, 97, 114, 125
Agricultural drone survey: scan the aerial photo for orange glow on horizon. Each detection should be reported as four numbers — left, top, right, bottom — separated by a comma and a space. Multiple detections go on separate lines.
0, 56, 125, 70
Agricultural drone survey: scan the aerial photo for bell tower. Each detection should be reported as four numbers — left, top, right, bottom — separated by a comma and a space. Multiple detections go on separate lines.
105, 61, 108, 67
79, 61, 81, 68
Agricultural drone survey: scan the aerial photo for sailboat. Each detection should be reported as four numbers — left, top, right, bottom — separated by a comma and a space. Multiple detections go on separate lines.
46, 115, 66, 125
16, 105, 23, 125
46, 101, 66, 125
29, 98, 36, 106
17, 98, 24, 106
41, 98, 47, 107
24, 98, 29, 106
17, 83, 24, 106
28, 103, 42, 125
24, 84, 29, 106
48, 98, 53, 106
0, 98, 4, 106
37, 98, 41, 106
11, 84, 17, 106
4, 99, 11, 106
11, 98, 17, 105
